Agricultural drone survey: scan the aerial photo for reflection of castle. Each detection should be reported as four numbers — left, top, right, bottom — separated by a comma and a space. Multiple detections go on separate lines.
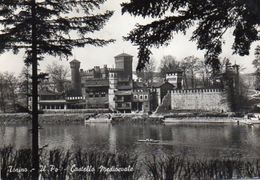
37, 52, 229, 113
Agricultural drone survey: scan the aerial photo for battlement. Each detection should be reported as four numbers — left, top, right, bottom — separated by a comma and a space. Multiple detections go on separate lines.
109, 72, 118, 78
133, 89, 149, 93
170, 88, 224, 94
66, 96, 85, 100
107, 68, 123, 72
166, 72, 183, 76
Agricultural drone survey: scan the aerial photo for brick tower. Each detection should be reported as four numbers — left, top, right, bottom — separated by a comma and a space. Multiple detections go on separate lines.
114, 53, 133, 80
70, 59, 82, 96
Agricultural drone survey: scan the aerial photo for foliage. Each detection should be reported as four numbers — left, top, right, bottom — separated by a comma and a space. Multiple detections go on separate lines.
121, 0, 260, 71
145, 154, 260, 180
0, 147, 139, 180
0, 0, 114, 63
222, 59, 250, 112
0, 72, 19, 113
181, 56, 202, 88
136, 58, 156, 84
46, 62, 70, 92
252, 45, 260, 89
18, 65, 31, 110
1, 147, 260, 180
159, 55, 212, 88
159, 55, 180, 78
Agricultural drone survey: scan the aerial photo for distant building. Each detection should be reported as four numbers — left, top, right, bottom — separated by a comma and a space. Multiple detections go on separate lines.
37, 87, 85, 111
38, 88, 66, 110
132, 82, 150, 112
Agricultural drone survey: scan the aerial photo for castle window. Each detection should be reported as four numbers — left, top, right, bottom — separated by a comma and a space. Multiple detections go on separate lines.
140, 95, 143, 100
144, 95, 148, 100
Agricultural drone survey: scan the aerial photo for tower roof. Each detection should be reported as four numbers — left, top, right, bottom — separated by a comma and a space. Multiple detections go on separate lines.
166, 69, 183, 74
70, 59, 80, 64
114, 53, 133, 58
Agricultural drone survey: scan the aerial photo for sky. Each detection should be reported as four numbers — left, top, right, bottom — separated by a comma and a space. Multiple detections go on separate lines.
0, 0, 258, 76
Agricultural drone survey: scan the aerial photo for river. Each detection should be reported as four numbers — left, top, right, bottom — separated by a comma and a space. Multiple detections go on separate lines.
1, 122, 260, 159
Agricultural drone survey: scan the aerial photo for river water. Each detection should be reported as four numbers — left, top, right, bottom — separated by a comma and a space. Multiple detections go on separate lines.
1, 122, 260, 159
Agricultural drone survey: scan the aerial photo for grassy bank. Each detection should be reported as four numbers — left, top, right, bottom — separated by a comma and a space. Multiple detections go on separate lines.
0, 113, 88, 125
0, 111, 244, 125
112, 115, 163, 124
162, 111, 243, 118
1, 147, 260, 180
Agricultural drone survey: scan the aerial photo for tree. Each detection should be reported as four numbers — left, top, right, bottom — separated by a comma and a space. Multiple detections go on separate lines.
180, 56, 202, 88
19, 65, 31, 110
0, 1, 114, 178
136, 58, 156, 84
5, 73, 19, 112
0, 73, 7, 112
0, 72, 19, 112
159, 55, 180, 78
46, 62, 70, 92
222, 59, 250, 111
193, 60, 212, 88
121, 0, 260, 71
252, 45, 260, 89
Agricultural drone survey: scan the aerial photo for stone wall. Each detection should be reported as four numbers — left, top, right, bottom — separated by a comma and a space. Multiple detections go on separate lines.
170, 89, 229, 112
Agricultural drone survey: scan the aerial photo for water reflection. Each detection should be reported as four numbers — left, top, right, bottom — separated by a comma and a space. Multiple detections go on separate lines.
109, 124, 116, 153
1, 123, 260, 159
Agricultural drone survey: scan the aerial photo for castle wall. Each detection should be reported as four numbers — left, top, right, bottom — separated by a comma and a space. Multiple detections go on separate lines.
170, 89, 229, 112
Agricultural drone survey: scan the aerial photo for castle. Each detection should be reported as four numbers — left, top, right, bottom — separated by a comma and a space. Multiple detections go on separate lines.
37, 53, 230, 113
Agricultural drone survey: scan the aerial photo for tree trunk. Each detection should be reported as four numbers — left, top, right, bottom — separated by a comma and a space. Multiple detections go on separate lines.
191, 71, 195, 89
12, 91, 16, 112
26, 66, 29, 110
31, 0, 39, 179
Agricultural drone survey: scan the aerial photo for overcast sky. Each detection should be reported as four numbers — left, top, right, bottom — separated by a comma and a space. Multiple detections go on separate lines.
0, 0, 258, 75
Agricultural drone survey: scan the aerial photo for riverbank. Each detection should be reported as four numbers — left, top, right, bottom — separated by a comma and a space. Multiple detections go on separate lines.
0, 111, 246, 125
163, 117, 241, 123
0, 113, 89, 125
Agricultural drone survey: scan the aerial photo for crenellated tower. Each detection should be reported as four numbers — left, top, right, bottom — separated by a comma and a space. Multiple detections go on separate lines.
166, 70, 184, 89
